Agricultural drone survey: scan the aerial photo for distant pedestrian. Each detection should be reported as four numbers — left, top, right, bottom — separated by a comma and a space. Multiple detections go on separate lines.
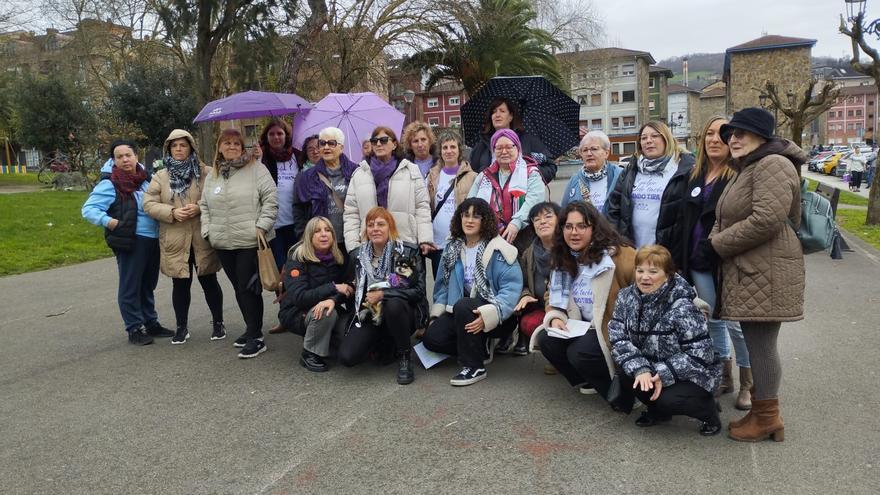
143, 129, 225, 344
199, 128, 278, 359
82, 140, 173, 345
278, 216, 352, 372
560, 130, 623, 215
848, 146, 866, 192
866, 145, 877, 188
711, 108, 806, 442
607, 121, 695, 265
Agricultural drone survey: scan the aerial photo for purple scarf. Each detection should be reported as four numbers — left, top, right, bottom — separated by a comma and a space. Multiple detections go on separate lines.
370, 156, 398, 208
294, 154, 358, 217
316, 249, 336, 265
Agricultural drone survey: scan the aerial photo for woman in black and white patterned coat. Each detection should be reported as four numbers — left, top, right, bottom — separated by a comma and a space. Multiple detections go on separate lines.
608, 244, 722, 436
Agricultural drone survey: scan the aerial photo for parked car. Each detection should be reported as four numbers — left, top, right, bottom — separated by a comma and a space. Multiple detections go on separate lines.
821, 152, 848, 175
808, 151, 835, 172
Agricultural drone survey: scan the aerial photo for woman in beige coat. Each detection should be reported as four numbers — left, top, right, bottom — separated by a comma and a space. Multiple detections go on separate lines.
343, 126, 433, 254
144, 129, 224, 344
709, 108, 806, 442
200, 128, 278, 359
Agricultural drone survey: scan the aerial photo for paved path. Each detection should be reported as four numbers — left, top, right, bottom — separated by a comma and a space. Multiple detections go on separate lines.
1, 180, 878, 494
802, 167, 870, 199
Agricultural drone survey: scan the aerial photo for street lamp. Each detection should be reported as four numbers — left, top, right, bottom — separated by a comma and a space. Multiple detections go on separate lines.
846, 0, 866, 20
786, 90, 796, 108
402, 89, 415, 125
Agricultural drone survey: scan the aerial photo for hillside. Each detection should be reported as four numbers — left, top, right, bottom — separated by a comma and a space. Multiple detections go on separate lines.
656, 53, 852, 88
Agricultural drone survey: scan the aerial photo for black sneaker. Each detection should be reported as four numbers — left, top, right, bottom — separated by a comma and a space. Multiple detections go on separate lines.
233, 334, 249, 348
635, 410, 671, 427
397, 351, 414, 385
237, 339, 267, 359
210, 321, 226, 341
512, 340, 529, 356
171, 327, 190, 345
300, 350, 328, 372
128, 327, 154, 346
145, 322, 174, 338
450, 367, 486, 386
495, 335, 514, 355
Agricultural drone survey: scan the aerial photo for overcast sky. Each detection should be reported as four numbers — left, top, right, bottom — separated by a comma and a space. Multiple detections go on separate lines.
594, 0, 880, 61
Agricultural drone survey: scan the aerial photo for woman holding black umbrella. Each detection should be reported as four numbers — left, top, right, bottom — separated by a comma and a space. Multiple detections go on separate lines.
468, 97, 557, 183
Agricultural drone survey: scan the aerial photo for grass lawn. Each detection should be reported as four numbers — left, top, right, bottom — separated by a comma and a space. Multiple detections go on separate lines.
0, 173, 42, 187
836, 208, 880, 250
0, 191, 111, 276
804, 177, 868, 207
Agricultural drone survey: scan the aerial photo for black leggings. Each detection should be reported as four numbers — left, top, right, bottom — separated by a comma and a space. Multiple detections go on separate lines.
171, 271, 223, 328
338, 298, 414, 366
216, 248, 263, 339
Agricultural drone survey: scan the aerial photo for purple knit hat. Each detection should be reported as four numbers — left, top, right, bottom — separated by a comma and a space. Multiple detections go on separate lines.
490, 128, 522, 154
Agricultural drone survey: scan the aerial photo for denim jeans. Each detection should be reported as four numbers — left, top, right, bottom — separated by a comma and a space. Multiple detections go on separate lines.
690, 270, 750, 368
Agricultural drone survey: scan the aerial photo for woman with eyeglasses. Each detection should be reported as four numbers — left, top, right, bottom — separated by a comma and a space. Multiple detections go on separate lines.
258, 119, 301, 270
298, 135, 320, 171
467, 128, 545, 248
709, 108, 806, 442
293, 127, 358, 254
343, 127, 434, 256
536, 201, 636, 401
607, 121, 695, 262
469, 97, 557, 183
422, 198, 523, 386
425, 130, 477, 278
561, 130, 623, 216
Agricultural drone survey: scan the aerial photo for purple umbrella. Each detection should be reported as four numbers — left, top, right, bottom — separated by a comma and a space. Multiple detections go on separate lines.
193, 90, 312, 123
291, 92, 404, 164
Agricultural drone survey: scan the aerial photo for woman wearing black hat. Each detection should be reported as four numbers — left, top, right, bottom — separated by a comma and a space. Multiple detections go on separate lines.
707, 107, 806, 442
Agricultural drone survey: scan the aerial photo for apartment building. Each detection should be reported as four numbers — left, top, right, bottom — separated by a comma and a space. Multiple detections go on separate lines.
558, 47, 665, 160
667, 84, 702, 149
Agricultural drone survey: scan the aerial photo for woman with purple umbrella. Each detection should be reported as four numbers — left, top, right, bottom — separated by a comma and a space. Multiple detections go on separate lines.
293, 127, 358, 256
343, 126, 434, 255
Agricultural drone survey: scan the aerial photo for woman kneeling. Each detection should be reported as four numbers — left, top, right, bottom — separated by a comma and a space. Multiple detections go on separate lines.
422, 198, 523, 386
340, 207, 428, 385
279, 217, 353, 372
609, 245, 722, 436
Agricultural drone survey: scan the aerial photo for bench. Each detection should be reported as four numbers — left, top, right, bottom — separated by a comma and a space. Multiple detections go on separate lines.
814, 182, 840, 217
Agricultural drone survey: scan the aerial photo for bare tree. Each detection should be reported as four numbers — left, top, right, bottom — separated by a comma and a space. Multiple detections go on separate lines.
530, 0, 604, 53
840, 10, 880, 224
756, 79, 839, 148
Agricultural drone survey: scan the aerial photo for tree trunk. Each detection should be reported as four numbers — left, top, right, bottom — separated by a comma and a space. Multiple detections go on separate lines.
790, 118, 804, 148
868, 168, 880, 225
283, 0, 328, 94
195, 47, 215, 163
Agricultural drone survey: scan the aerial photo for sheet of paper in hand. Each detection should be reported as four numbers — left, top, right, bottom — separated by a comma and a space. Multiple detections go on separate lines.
546, 319, 590, 339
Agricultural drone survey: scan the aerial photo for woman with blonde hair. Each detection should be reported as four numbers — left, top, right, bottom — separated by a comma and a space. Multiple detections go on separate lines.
199, 128, 278, 359
678, 116, 751, 409
607, 121, 694, 259
144, 129, 225, 344
278, 216, 352, 372
402, 121, 437, 177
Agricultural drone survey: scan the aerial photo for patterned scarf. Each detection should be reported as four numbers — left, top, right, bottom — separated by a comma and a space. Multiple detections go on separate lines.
548, 250, 615, 309
218, 155, 249, 179
164, 153, 200, 199
473, 155, 536, 228
442, 238, 497, 307
369, 156, 398, 208
637, 155, 672, 175
354, 240, 396, 314
577, 165, 607, 203
109, 165, 147, 200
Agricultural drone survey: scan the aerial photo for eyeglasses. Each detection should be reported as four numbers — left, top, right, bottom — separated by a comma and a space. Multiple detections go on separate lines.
318, 140, 339, 148
494, 145, 516, 152
370, 136, 392, 145
729, 129, 747, 140
563, 223, 591, 233
580, 146, 604, 154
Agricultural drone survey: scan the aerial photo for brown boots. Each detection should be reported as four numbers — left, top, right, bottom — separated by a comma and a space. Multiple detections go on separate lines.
735, 367, 753, 410
728, 398, 784, 442
716, 358, 734, 396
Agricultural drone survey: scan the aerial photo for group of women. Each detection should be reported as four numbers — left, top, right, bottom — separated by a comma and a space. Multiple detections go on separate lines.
83, 102, 805, 443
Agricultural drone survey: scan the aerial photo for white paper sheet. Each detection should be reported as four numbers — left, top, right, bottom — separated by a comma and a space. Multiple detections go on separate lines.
546, 319, 591, 339
413, 342, 450, 369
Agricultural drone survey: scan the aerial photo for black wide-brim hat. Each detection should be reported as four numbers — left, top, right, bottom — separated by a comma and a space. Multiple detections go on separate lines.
720, 107, 776, 144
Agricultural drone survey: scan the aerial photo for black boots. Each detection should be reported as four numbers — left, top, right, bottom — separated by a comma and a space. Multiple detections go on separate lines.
397, 351, 414, 385
300, 350, 328, 372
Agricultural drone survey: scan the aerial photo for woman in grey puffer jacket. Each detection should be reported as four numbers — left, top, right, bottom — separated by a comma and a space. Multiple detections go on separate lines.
609, 245, 721, 435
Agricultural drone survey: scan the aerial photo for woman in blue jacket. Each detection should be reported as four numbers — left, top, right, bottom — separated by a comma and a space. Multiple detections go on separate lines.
560, 131, 622, 215
422, 198, 523, 386
82, 140, 173, 345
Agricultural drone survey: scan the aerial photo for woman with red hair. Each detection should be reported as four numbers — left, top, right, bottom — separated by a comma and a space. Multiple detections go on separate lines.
339, 207, 428, 385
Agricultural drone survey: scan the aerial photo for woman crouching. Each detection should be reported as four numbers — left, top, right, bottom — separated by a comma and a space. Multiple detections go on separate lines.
422, 198, 523, 386
609, 245, 722, 436
279, 217, 353, 372
340, 207, 428, 385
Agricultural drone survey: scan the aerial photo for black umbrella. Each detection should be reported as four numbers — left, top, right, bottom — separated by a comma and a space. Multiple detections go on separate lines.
461, 76, 580, 158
